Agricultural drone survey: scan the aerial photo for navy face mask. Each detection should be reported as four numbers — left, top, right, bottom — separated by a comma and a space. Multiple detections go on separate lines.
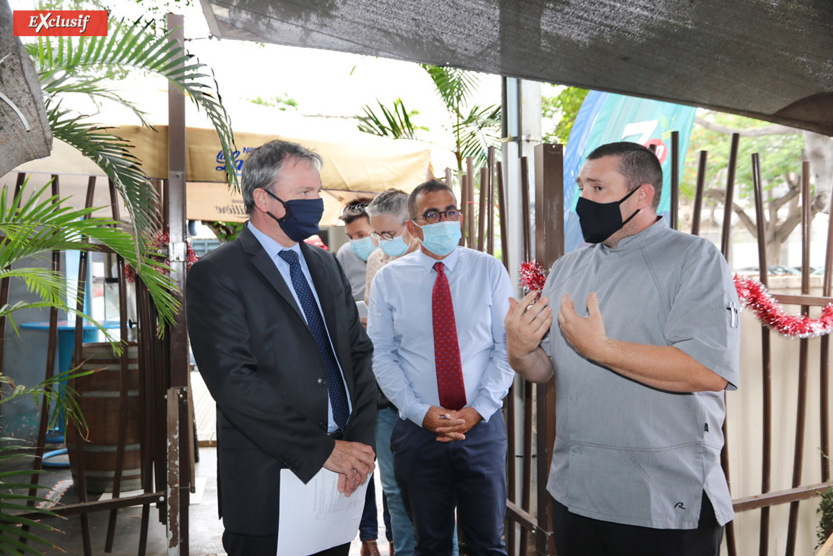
262, 189, 324, 242
575, 184, 642, 244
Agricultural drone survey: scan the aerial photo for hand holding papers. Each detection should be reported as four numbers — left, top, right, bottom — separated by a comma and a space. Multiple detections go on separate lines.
323, 439, 375, 496
277, 468, 371, 555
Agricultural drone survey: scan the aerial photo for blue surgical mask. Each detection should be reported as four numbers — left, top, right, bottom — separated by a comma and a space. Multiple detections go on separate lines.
380, 234, 410, 258
350, 236, 377, 261
263, 189, 324, 242
417, 221, 461, 257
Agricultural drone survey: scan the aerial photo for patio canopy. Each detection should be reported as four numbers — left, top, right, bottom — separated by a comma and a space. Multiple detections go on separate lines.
4, 122, 451, 226
199, 0, 833, 136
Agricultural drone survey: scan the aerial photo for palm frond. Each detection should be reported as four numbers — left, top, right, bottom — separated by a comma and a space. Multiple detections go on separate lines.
47, 79, 154, 128
453, 105, 502, 167
27, 20, 237, 189
0, 183, 180, 331
421, 64, 480, 114
4, 366, 95, 433
0, 268, 66, 309
0, 444, 60, 555
25, 20, 238, 248
357, 98, 420, 140
44, 104, 161, 243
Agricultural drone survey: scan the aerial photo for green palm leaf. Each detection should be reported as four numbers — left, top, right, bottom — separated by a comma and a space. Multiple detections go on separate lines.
0, 443, 61, 555
0, 373, 97, 555
26, 19, 238, 242
420, 65, 501, 171
454, 104, 501, 167
0, 183, 180, 332
357, 98, 421, 140
421, 64, 479, 114
45, 103, 162, 242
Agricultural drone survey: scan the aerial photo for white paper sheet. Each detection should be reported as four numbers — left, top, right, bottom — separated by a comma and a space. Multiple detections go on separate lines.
277, 468, 370, 555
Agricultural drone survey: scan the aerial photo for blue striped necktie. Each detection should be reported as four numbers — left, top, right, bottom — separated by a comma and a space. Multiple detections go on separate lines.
278, 250, 349, 429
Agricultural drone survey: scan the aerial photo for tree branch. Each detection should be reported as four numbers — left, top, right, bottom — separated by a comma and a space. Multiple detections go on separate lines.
771, 186, 800, 213
773, 199, 824, 242
695, 116, 798, 137
732, 203, 758, 238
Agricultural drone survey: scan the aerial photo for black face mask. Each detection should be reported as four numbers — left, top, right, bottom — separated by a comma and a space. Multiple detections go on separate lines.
575, 185, 642, 244
262, 189, 324, 242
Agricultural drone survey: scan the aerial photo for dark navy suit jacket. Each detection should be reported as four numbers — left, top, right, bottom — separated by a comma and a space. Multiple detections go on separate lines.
186, 224, 375, 536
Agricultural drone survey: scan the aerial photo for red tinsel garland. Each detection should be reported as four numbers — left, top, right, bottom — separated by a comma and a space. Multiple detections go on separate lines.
733, 274, 833, 339
519, 261, 546, 299
518, 261, 833, 339
124, 231, 199, 283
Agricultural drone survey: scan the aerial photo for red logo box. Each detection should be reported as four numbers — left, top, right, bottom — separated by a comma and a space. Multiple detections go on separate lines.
13, 10, 108, 36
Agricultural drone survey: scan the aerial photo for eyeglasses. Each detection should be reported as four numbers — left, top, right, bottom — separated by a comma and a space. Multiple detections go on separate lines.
370, 226, 405, 241
416, 208, 461, 224
341, 203, 368, 216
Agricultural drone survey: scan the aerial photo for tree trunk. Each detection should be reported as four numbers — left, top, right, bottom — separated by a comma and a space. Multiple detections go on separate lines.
0, 1, 53, 175
766, 238, 783, 269
804, 131, 833, 212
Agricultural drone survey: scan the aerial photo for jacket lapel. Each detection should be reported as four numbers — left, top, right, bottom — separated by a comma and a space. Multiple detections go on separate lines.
239, 226, 305, 323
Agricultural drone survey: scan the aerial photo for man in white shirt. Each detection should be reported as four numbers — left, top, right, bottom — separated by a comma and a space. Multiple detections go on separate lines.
368, 180, 514, 556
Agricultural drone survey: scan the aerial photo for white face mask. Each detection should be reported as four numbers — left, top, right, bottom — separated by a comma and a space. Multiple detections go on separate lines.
415, 221, 461, 256
379, 234, 409, 257
350, 236, 377, 261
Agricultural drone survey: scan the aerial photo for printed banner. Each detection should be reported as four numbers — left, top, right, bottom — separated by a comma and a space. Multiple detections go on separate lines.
13, 10, 108, 36
563, 91, 697, 252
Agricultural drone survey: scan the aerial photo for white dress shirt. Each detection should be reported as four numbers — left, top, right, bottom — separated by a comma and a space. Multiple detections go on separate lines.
367, 246, 514, 426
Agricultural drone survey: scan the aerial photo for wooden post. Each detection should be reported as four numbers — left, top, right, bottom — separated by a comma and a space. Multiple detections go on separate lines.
670, 131, 679, 230
752, 153, 773, 555
533, 143, 563, 556
691, 151, 708, 237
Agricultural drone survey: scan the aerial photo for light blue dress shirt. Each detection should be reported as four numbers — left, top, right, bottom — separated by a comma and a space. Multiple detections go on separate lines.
247, 222, 351, 432
367, 246, 514, 427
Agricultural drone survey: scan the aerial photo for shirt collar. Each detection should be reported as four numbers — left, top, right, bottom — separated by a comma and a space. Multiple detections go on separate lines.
605, 216, 668, 253
417, 246, 460, 273
248, 221, 302, 260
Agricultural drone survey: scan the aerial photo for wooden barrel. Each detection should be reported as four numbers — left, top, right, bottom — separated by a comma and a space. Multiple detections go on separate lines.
66, 342, 142, 494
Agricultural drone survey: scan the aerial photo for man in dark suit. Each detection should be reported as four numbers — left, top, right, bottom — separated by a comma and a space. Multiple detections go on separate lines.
186, 140, 377, 556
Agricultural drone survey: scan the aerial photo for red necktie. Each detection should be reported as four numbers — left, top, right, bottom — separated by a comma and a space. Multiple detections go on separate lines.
432, 262, 466, 410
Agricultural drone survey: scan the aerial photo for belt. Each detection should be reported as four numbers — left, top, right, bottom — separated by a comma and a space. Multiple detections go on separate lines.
328, 430, 343, 440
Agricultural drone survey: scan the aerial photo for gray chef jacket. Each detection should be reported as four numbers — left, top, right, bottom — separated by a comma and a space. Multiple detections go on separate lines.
542, 218, 740, 530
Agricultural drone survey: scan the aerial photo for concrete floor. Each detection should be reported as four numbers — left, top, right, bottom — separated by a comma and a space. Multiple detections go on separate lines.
26, 447, 389, 556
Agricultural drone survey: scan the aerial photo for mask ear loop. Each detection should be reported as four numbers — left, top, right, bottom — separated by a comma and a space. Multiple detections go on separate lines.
621, 208, 641, 227
618, 184, 644, 227
618, 183, 642, 204
262, 188, 292, 223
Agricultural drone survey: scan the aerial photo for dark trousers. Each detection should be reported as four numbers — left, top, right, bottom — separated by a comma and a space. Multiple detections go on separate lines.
222, 531, 350, 556
359, 475, 393, 542
392, 412, 508, 556
551, 491, 724, 556
359, 476, 378, 542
